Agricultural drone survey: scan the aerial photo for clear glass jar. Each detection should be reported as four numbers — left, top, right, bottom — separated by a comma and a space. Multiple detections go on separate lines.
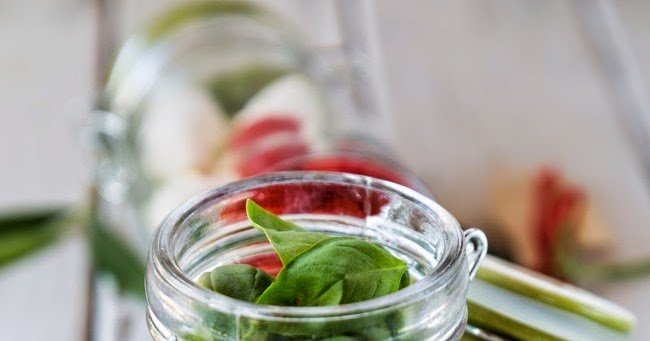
266, 149, 433, 197
94, 0, 333, 246
146, 172, 487, 340
94, 0, 433, 255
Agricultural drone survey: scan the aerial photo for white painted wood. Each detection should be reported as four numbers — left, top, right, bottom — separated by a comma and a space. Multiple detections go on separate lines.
0, 0, 94, 340
375, 1, 650, 339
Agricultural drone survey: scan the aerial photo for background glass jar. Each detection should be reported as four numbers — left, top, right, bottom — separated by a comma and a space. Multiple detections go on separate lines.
93, 0, 419, 247
91, 3, 437, 339
94, 0, 335, 248
146, 172, 487, 340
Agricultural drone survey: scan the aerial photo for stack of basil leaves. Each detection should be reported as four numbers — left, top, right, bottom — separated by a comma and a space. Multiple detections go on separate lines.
194, 199, 410, 340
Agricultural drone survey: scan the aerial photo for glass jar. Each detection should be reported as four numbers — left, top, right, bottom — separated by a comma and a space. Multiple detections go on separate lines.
266, 149, 433, 197
94, 1, 434, 255
94, 0, 333, 247
146, 172, 487, 340
91, 3, 437, 341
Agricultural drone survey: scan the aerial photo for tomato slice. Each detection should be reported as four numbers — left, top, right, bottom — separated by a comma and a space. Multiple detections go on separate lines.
236, 143, 309, 177
532, 168, 585, 275
229, 115, 301, 149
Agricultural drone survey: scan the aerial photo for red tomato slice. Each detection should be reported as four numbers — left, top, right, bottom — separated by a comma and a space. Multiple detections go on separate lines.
236, 143, 310, 178
229, 115, 301, 150
532, 168, 585, 275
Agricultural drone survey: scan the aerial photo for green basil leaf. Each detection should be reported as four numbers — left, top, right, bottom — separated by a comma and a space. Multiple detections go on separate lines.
266, 230, 333, 266
399, 268, 411, 289
205, 64, 288, 117
90, 215, 146, 299
246, 199, 305, 232
0, 207, 69, 269
246, 199, 331, 265
197, 272, 213, 291
199, 264, 274, 302
179, 334, 209, 341
144, 1, 259, 43
240, 308, 407, 340
0, 207, 65, 232
256, 237, 408, 306
0, 223, 60, 268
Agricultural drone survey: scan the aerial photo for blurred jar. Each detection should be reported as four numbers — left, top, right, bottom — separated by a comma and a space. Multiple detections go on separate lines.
94, 0, 429, 249
94, 0, 333, 246
267, 148, 432, 197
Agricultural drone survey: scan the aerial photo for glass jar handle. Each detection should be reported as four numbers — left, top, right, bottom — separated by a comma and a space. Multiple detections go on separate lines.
464, 228, 488, 280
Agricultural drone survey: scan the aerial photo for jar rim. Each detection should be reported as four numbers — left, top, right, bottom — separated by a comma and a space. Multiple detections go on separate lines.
265, 149, 434, 198
103, 1, 306, 114
149, 171, 465, 320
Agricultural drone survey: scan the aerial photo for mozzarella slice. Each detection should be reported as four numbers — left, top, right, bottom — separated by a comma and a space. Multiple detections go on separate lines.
139, 78, 228, 181
145, 171, 236, 233
236, 73, 329, 150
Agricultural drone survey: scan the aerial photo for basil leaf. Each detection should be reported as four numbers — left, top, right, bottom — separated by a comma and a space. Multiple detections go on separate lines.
0, 207, 64, 232
0, 222, 61, 268
264, 230, 333, 266
246, 199, 331, 265
0, 207, 68, 269
197, 272, 213, 290
240, 308, 407, 340
246, 199, 304, 232
256, 237, 408, 306
206, 64, 288, 117
199, 264, 274, 302
179, 334, 209, 341
90, 215, 146, 299
144, 1, 259, 43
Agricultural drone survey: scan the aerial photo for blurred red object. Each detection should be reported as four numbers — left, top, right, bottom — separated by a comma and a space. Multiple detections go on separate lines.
532, 168, 586, 275
228, 114, 311, 177
489, 166, 610, 279
267, 150, 432, 197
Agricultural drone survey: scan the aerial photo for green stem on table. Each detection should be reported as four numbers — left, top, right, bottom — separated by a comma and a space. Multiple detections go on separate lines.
86, 186, 147, 299
88, 215, 147, 299
0, 207, 81, 269
0, 208, 66, 231
0, 189, 146, 299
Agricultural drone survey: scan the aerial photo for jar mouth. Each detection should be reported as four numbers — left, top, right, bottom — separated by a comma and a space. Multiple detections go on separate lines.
149, 171, 465, 320
265, 150, 434, 198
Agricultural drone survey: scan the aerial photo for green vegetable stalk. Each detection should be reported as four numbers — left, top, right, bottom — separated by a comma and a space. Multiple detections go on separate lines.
0, 207, 71, 269
205, 64, 288, 117
0, 188, 147, 299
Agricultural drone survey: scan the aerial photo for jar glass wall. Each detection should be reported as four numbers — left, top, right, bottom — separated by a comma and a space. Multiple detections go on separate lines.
146, 172, 487, 340
95, 0, 433, 255
95, 1, 333, 246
